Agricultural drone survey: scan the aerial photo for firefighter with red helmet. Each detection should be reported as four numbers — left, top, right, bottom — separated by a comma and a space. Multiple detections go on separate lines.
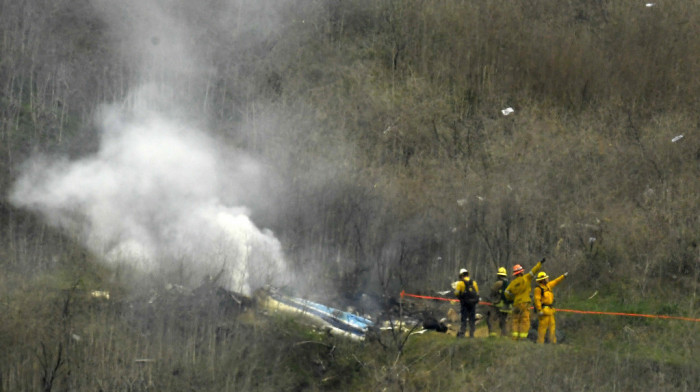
504, 258, 544, 340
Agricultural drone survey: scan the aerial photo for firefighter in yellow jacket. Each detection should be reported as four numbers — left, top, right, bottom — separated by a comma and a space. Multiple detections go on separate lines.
534, 270, 568, 344
504, 258, 544, 340
454, 268, 479, 338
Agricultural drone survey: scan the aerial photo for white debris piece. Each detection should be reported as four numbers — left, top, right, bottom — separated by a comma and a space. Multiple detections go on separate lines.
90, 290, 110, 300
646, 3, 655, 7
501, 107, 515, 116
457, 198, 468, 207
671, 134, 684, 143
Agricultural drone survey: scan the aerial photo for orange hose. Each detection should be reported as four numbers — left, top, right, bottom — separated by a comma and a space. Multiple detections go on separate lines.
399, 291, 700, 322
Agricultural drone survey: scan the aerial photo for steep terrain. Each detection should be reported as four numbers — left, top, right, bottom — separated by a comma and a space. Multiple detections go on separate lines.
0, 1, 698, 390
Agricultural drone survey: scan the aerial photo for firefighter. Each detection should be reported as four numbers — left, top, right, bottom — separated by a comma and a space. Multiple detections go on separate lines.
486, 267, 511, 337
534, 271, 568, 344
504, 258, 544, 340
454, 268, 480, 338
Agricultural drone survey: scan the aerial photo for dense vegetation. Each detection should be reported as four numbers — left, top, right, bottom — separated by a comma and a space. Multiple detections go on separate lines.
1, 0, 698, 391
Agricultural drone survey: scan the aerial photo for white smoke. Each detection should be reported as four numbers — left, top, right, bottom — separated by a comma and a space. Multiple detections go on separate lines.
10, 0, 294, 294
11, 88, 286, 294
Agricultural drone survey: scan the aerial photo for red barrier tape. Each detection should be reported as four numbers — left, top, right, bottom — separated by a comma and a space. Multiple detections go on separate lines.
400, 290, 700, 323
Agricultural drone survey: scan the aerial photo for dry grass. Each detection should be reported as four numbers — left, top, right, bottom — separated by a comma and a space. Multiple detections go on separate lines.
1, 1, 699, 390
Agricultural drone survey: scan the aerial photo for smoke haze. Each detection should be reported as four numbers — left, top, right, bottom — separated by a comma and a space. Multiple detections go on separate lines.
10, 0, 291, 294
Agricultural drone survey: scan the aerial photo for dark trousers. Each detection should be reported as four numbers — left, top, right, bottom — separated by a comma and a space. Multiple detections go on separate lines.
486, 307, 509, 336
458, 301, 476, 337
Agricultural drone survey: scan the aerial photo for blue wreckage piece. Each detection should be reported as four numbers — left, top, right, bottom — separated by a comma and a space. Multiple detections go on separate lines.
268, 293, 374, 340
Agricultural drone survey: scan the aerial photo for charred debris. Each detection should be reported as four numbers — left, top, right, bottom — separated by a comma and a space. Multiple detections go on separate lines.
92, 277, 465, 341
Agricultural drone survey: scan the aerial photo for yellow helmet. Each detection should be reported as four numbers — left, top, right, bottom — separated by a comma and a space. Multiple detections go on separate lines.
497, 267, 507, 276
537, 271, 549, 281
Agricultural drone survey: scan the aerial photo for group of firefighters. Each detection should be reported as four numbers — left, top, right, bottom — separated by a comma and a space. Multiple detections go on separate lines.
453, 258, 569, 343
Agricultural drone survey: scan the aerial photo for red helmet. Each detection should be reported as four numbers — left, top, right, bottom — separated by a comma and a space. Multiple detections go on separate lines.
512, 264, 524, 276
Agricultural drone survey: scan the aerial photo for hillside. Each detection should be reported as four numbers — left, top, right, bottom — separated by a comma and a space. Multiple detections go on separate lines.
0, 0, 698, 391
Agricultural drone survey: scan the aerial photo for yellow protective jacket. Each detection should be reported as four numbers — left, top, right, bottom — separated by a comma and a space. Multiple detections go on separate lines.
454, 277, 479, 298
534, 274, 566, 313
504, 261, 542, 305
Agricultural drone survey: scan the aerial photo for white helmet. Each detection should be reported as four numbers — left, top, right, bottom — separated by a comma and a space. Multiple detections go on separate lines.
459, 268, 468, 276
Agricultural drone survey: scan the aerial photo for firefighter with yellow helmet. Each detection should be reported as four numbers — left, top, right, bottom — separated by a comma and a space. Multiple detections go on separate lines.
534, 270, 568, 344
504, 258, 544, 340
486, 267, 511, 337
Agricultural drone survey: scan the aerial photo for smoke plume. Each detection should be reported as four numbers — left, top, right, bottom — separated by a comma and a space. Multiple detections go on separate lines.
10, 0, 290, 294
